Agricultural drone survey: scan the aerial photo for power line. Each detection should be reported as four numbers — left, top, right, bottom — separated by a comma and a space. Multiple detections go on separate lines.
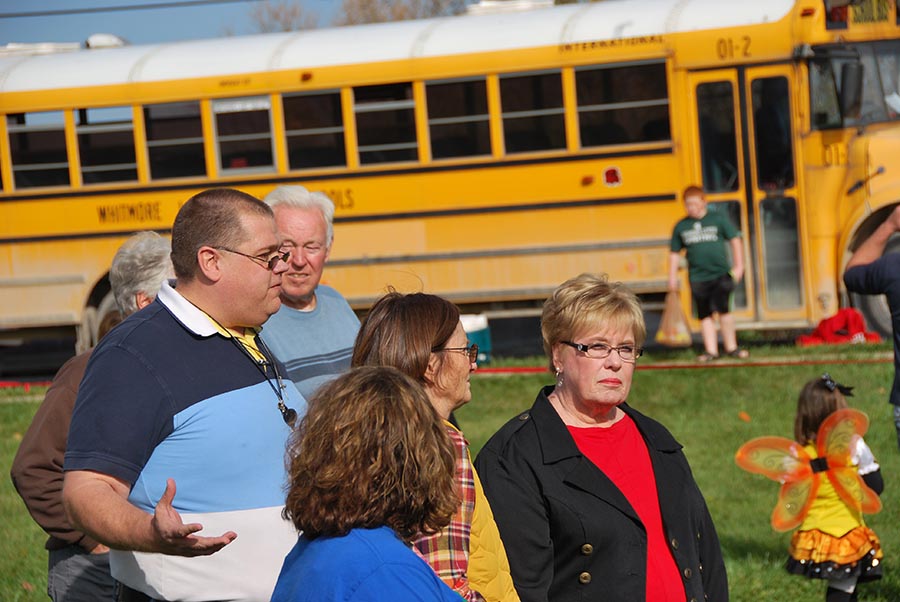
0, 0, 262, 20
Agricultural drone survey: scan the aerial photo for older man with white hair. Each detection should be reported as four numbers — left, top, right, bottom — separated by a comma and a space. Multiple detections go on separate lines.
261, 185, 360, 400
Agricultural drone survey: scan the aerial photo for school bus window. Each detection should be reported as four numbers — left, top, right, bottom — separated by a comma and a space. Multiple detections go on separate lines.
875, 41, 900, 119
426, 78, 490, 160
811, 42, 900, 129
809, 59, 843, 129
857, 45, 892, 123
849, 42, 899, 126
499, 70, 565, 154
760, 196, 802, 308
283, 91, 346, 170
77, 106, 137, 185
752, 77, 794, 190
575, 62, 670, 147
7, 111, 70, 189
144, 101, 206, 180
696, 81, 739, 193
353, 82, 417, 165
213, 96, 275, 172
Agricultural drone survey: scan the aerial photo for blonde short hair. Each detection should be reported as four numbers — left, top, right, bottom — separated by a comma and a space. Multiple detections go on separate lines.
541, 273, 646, 371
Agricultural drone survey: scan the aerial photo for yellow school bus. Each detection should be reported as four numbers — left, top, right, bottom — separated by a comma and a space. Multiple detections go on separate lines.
2, 0, 899, 350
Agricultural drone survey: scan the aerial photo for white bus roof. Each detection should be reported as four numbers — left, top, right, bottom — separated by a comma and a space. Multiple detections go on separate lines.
0, 0, 794, 94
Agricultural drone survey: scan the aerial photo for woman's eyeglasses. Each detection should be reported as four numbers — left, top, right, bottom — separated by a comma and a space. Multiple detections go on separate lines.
433, 343, 479, 363
561, 340, 643, 363
216, 247, 290, 271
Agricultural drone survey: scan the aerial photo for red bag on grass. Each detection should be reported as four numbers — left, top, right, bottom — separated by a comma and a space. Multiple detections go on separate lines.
795, 308, 880, 346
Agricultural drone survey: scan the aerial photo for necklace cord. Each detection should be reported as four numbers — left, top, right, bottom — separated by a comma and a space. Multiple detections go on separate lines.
226, 334, 298, 426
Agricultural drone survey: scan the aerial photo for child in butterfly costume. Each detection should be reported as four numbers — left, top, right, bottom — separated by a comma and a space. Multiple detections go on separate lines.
736, 374, 884, 602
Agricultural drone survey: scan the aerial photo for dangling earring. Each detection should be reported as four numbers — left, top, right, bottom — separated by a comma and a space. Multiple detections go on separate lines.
555, 367, 563, 387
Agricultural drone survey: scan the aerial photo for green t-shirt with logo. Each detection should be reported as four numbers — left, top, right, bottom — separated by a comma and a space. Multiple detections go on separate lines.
670, 210, 740, 283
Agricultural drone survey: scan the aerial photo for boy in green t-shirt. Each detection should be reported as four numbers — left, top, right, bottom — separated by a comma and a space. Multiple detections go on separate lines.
668, 185, 747, 362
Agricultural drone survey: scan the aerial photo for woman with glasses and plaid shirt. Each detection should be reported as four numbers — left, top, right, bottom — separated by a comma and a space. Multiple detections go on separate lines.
352, 291, 519, 602
475, 273, 729, 602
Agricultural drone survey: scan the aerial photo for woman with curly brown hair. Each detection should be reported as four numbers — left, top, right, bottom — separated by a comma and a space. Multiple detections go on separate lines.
271, 366, 462, 602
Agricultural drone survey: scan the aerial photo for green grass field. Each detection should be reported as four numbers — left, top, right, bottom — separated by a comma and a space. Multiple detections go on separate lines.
2, 346, 899, 601
2, 388, 48, 602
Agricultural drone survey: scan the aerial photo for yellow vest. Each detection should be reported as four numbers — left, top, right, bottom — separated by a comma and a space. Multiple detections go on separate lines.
469, 457, 520, 602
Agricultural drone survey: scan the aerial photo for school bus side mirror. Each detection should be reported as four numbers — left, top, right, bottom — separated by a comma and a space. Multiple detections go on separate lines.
839, 61, 863, 121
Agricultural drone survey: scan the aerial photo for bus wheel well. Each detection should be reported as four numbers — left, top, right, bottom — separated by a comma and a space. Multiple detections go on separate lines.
847, 204, 897, 251
87, 276, 112, 309
846, 203, 900, 340
76, 275, 114, 353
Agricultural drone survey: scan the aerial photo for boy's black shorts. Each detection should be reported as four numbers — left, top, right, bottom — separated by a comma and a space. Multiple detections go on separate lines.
690, 274, 735, 319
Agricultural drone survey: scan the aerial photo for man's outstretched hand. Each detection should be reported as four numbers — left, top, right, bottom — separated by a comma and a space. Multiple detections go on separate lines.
151, 478, 237, 557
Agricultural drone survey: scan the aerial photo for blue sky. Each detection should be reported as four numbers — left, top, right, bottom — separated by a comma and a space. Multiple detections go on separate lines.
0, 0, 340, 46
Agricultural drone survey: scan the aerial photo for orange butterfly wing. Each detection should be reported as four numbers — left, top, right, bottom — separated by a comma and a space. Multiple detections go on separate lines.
735, 436, 817, 531
772, 478, 819, 532
829, 467, 882, 514
817, 408, 882, 515
818, 408, 867, 459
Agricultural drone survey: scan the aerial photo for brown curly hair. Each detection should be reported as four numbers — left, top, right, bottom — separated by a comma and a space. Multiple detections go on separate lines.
283, 366, 458, 541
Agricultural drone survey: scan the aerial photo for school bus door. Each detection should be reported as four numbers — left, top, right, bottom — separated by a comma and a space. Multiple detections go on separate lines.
687, 66, 807, 328
744, 65, 807, 326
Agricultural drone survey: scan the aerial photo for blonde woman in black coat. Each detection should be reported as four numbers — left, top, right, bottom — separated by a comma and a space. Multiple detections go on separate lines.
475, 273, 728, 602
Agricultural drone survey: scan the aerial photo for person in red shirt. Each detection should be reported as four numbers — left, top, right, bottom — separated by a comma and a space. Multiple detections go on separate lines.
476, 272, 729, 602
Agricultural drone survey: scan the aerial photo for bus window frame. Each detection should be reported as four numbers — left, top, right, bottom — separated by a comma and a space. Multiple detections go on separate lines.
352, 81, 419, 166
424, 76, 491, 162
211, 95, 277, 175
143, 100, 207, 181
750, 75, 796, 191
75, 105, 139, 186
695, 79, 741, 194
808, 41, 900, 130
498, 68, 567, 155
282, 89, 347, 171
573, 59, 672, 148
7, 110, 71, 190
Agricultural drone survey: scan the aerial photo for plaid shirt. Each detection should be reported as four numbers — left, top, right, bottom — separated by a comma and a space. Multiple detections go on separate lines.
413, 422, 484, 602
